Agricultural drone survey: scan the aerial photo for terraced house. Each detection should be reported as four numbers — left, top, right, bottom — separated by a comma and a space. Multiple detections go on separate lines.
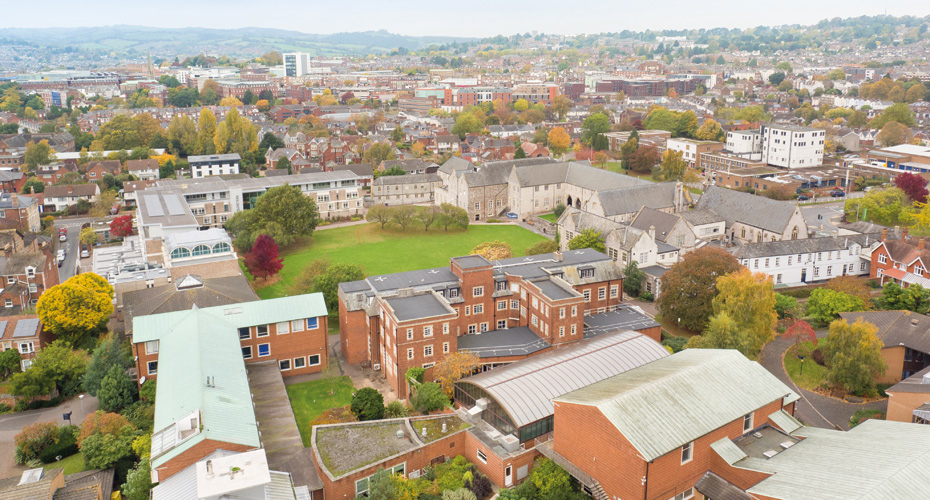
338, 248, 664, 399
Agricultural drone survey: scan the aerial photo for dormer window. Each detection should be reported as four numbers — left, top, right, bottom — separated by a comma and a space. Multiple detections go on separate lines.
579, 268, 594, 279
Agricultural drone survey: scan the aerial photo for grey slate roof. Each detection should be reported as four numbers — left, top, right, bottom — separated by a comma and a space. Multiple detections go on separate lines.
372, 173, 439, 186
839, 310, 930, 355
887, 365, 930, 395
554, 349, 799, 461
680, 208, 725, 226
598, 183, 678, 217
437, 156, 474, 175
695, 472, 751, 500
457, 330, 669, 428
731, 233, 879, 260
630, 207, 681, 242
696, 185, 801, 234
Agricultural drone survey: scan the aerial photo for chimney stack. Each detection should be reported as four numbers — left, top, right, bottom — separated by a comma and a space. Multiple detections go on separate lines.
881, 228, 888, 242
649, 225, 656, 242
554, 251, 563, 262
904, 226, 909, 239
920, 238, 926, 251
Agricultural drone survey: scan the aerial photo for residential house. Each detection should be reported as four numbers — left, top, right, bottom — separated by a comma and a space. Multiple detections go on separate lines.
695, 185, 808, 244
43, 184, 100, 212
0, 467, 114, 500
0, 193, 41, 232
666, 138, 724, 169
122, 179, 156, 208
331, 163, 374, 187
630, 207, 698, 254
869, 229, 930, 287
84, 160, 122, 182
125, 159, 160, 180
0, 171, 26, 194
0, 316, 47, 371
0, 251, 59, 313
558, 208, 680, 268
378, 159, 438, 175
732, 234, 878, 285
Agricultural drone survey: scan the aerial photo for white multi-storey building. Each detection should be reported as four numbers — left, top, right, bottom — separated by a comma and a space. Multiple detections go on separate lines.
760, 124, 825, 169
283, 52, 313, 77
725, 130, 762, 159
187, 154, 241, 179
731, 234, 879, 286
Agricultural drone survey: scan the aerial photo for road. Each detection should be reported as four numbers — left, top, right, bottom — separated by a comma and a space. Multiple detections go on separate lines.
54, 218, 92, 281
0, 394, 98, 478
799, 200, 847, 233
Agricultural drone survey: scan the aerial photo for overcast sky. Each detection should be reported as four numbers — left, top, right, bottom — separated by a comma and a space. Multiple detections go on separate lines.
3, 1, 929, 38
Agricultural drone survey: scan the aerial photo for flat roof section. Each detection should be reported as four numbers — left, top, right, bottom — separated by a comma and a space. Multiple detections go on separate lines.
457, 326, 550, 359
584, 306, 660, 338
384, 293, 454, 322
533, 278, 578, 301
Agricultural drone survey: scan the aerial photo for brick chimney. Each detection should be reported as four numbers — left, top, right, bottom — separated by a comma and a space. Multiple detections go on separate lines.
881, 228, 888, 242
920, 238, 926, 251
904, 226, 909, 239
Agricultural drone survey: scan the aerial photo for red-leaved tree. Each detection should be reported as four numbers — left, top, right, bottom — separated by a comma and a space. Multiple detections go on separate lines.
109, 215, 133, 238
244, 234, 283, 280
784, 319, 817, 352
893, 172, 929, 203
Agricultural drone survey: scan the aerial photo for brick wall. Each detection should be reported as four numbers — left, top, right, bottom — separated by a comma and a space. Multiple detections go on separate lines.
154, 439, 255, 482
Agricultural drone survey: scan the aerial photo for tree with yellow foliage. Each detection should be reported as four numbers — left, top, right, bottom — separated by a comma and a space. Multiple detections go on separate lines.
218, 96, 243, 107
547, 127, 571, 155
471, 240, 513, 260
255, 99, 270, 112
513, 99, 530, 111
688, 268, 776, 358
37, 273, 114, 346
411, 142, 426, 157
433, 351, 481, 397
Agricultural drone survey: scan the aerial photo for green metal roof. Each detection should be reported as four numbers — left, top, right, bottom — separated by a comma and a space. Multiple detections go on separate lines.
133, 293, 328, 343
553, 349, 798, 462
743, 420, 930, 500
142, 293, 328, 469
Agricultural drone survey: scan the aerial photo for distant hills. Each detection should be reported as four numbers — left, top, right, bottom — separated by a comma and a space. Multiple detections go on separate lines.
0, 25, 477, 58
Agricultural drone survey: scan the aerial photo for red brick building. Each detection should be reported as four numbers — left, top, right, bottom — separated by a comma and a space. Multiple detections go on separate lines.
338, 249, 663, 399
0, 316, 48, 371
870, 228, 930, 287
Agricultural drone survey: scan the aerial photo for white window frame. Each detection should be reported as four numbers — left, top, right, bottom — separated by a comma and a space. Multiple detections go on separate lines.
256, 325, 269, 337
424, 345, 433, 357
681, 441, 693, 464
242, 346, 252, 359
147, 360, 158, 375
423, 325, 433, 337
277, 322, 290, 334
257, 343, 271, 357
743, 413, 754, 433
407, 348, 414, 360
473, 286, 484, 297
294, 357, 306, 369
308, 354, 321, 366
279, 359, 291, 371
291, 319, 305, 332
476, 449, 488, 464
144, 340, 159, 355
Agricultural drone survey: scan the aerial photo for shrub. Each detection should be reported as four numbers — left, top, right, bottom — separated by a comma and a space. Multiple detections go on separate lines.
466, 466, 493, 499
639, 291, 654, 302
661, 336, 688, 353
405, 366, 425, 384
850, 409, 884, 428
411, 382, 448, 413
553, 203, 566, 218
14, 421, 59, 463
384, 400, 409, 418
350, 388, 385, 421
38, 425, 78, 463
525, 239, 559, 256
309, 406, 357, 427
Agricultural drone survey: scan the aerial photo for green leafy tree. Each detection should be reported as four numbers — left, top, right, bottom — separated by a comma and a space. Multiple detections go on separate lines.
525, 240, 559, 255
821, 318, 887, 395
623, 261, 646, 297
11, 340, 86, 398
567, 228, 605, 253
689, 311, 750, 353
643, 107, 678, 133
870, 103, 916, 129
877, 282, 930, 313
225, 184, 320, 250
0, 348, 21, 379
675, 111, 698, 138
529, 458, 580, 500
312, 262, 365, 315
806, 289, 864, 326
81, 428, 135, 469
656, 247, 742, 331
774, 293, 799, 319
451, 112, 482, 138
411, 381, 448, 412
438, 203, 469, 231
514, 145, 527, 159
364, 143, 397, 165
23, 140, 56, 172
83, 334, 132, 396
98, 365, 137, 412
581, 113, 610, 146
769, 72, 787, 86
122, 458, 152, 500
21, 178, 44, 194
350, 387, 385, 421
367, 468, 396, 500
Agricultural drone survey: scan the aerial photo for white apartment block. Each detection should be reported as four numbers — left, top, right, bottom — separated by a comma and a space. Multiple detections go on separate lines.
188, 154, 241, 179
760, 124, 825, 169
725, 130, 762, 158
283, 52, 313, 77
731, 235, 879, 286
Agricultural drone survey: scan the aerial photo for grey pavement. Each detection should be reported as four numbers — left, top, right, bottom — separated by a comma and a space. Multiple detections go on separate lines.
0, 394, 98, 478
55, 218, 92, 281
800, 201, 847, 233
759, 331, 886, 431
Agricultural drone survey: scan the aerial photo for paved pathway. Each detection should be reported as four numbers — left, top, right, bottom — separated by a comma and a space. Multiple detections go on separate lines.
0, 395, 99, 478
759, 332, 886, 430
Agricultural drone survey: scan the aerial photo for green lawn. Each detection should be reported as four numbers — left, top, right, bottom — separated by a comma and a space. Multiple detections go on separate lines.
286, 376, 356, 447
44, 453, 85, 475
255, 223, 548, 299
784, 342, 827, 391
537, 213, 559, 223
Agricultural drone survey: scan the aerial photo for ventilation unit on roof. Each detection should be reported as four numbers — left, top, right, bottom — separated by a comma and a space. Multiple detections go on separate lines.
753, 432, 763, 439
780, 441, 795, 449
763, 450, 779, 459
223, 307, 243, 315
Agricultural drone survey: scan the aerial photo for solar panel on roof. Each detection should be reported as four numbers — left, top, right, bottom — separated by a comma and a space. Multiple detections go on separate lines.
144, 195, 164, 217
12, 318, 39, 338
164, 194, 186, 216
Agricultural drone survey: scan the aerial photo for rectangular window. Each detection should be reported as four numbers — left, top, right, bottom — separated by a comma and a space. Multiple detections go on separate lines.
238, 327, 250, 340
468, 324, 477, 334
407, 328, 414, 340
280, 359, 291, 371
531, 315, 538, 327
610, 286, 618, 298
681, 441, 693, 464
559, 307, 566, 318
673, 488, 695, 500
571, 306, 577, 317
474, 304, 483, 314
473, 286, 484, 297
307, 317, 319, 329
449, 288, 459, 298
308, 354, 321, 366
878, 253, 888, 264
443, 342, 450, 354
291, 319, 304, 332
598, 287, 606, 300
147, 361, 158, 375
497, 301, 506, 311
511, 300, 519, 309
407, 348, 414, 360
580, 268, 594, 279
571, 324, 577, 336
497, 320, 507, 329
583, 290, 591, 302
496, 281, 507, 291
145, 340, 159, 354
294, 357, 306, 369
443, 323, 449, 334
424, 345, 433, 357
256, 325, 269, 337
477, 449, 488, 464
743, 413, 754, 433
18, 342, 34, 354
423, 326, 433, 337
480, 322, 489, 332
277, 322, 290, 334
465, 306, 470, 316
258, 344, 270, 357
242, 346, 252, 359
559, 326, 565, 337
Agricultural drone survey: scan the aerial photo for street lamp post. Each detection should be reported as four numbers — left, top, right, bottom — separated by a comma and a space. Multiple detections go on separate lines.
79, 394, 85, 421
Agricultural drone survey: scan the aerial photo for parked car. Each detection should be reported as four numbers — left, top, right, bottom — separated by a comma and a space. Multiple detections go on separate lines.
506, 212, 518, 219
831, 189, 846, 197
798, 194, 811, 201
58, 228, 67, 242
80, 247, 89, 259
